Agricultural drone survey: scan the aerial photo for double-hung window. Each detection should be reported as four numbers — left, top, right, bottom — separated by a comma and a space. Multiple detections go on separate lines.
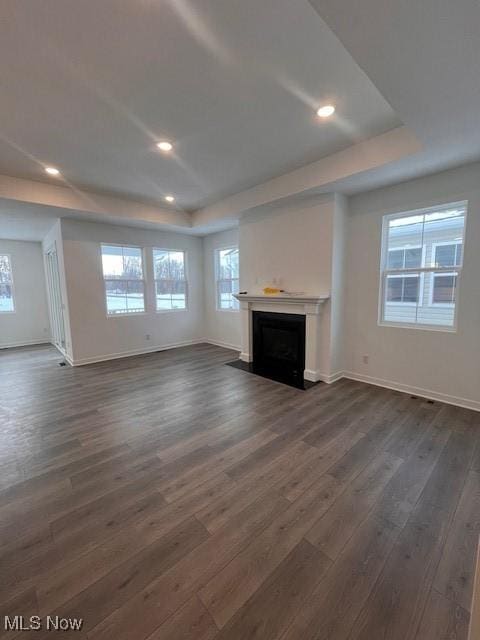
153, 249, 187, 311
101, 245, 145, 315
380, 202, 466, 329
216, 247, 239, 310
0, 254, 15, 313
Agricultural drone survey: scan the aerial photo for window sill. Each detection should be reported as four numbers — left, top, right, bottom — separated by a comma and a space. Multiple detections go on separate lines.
106, 312, 147, 318
378, 320, 457, 333
216, 308, 240, 313
156, 309, 188, 314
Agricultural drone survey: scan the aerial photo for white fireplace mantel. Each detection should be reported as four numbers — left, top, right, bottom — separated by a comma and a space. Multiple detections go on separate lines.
233, 293, 330, 382
234, 293, 329, 314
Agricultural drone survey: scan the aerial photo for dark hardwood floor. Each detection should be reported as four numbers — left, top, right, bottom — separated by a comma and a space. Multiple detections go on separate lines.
0, 343, 479, 639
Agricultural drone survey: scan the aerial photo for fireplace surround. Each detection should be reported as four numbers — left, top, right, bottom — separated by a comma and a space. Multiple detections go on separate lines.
234, 293, 329, 384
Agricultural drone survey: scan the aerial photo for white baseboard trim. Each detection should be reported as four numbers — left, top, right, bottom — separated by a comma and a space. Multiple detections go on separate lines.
322, 370, 345, 384
0, 338, 50, 350
343, 370, 480, 412
239, 352, 251, 363
204, 339, 241, 352
68, 338, 205, 366
304, 369, 344, 384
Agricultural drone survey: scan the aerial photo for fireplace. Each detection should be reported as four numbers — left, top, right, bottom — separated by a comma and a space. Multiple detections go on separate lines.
252, 311, 306, 387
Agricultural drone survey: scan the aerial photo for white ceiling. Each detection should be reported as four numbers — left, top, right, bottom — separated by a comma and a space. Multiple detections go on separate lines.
1, 0, 400, 211
308, 0, 480, 182
1, 0, 479, 242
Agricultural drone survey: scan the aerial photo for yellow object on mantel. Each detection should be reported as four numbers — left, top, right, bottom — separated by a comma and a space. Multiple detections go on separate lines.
263, 287, 283, 296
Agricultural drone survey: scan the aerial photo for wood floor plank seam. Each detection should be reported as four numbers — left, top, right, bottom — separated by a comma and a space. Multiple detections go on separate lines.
0, 344, 478, 640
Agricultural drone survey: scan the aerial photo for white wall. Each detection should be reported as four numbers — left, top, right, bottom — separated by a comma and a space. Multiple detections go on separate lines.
239, 195, 344, 379
329, 194, 347, 376
345, 162, 480, 410
0, 239, 50, 348
59, 219, 205, 365
202, 228, 241, 350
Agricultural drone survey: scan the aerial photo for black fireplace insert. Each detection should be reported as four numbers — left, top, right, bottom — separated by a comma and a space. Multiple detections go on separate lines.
252, 311, 306, 388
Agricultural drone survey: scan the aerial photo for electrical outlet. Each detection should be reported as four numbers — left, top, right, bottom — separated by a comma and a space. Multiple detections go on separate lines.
145, 334, 151, 341
362, 355, 369, 364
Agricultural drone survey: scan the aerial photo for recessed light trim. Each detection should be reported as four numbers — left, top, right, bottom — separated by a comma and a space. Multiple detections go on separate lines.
316, 105, 335, 118
157, 141, 173, 152
45, 166, 60, 176
165, 195, 175, 203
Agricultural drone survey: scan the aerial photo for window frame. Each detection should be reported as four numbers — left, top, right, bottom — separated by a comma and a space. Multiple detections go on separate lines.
152, 248, 188, 313
378, 201, 467, 332
215, 246, 239, 312
0, 253, 15, 314
101, 243, 146, 317
429, 241, 462, 308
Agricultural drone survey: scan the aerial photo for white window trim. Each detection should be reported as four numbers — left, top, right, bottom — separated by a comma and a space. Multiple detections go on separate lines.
0, 253, 15, 314
385, 245, 425, 307
152, 248, 188, 313
378, 201, 467, 332
429, 240, 462, 308
215, 246, 239, 312
101, 243, 146, 317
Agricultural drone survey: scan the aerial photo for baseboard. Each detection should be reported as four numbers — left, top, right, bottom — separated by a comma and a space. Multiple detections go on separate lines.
0, 338, 50, 350
68, 338, 205, 366
322, 370, 345, 384
343, 370, 480, 412
204, 339, 241, 351
304, 369, 344, 384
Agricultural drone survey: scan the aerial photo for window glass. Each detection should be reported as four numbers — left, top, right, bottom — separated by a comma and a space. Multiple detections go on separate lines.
216, 248, 239, 310
153, 249, 187, 311
0, 255, 14, 313
101, 245, 145, 315
380, 203, 466, 329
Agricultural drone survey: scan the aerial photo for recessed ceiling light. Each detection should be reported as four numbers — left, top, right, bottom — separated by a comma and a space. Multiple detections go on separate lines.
316, 105, 335, 118
45, 166, 60, 176
165, 195, 175, 203
157, 141, 173, 152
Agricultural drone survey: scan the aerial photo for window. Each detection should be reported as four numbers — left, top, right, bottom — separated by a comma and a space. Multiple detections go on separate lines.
386, 246, 424, 305
379, 202, 466, 329
0, 254, 14, 313
216, 247, 239, 310
153, 249, 187, 311
101, 245, 145, 315
430, 242, 462, 306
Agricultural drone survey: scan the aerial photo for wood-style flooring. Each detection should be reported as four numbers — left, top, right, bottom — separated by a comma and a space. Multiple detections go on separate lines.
0, 343, 479, 640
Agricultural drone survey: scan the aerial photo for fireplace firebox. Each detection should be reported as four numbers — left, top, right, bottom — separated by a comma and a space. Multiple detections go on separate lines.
252, 311, 306, 388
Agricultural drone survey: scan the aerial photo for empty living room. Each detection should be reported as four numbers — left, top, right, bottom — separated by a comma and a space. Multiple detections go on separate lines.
1, 1, 480, 639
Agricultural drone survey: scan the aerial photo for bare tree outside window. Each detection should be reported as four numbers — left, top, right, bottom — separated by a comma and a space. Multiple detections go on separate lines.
101, 245, 145, 315
216, 247, 239, 310
153, 249, 187, 311
0, 254, 15, 313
